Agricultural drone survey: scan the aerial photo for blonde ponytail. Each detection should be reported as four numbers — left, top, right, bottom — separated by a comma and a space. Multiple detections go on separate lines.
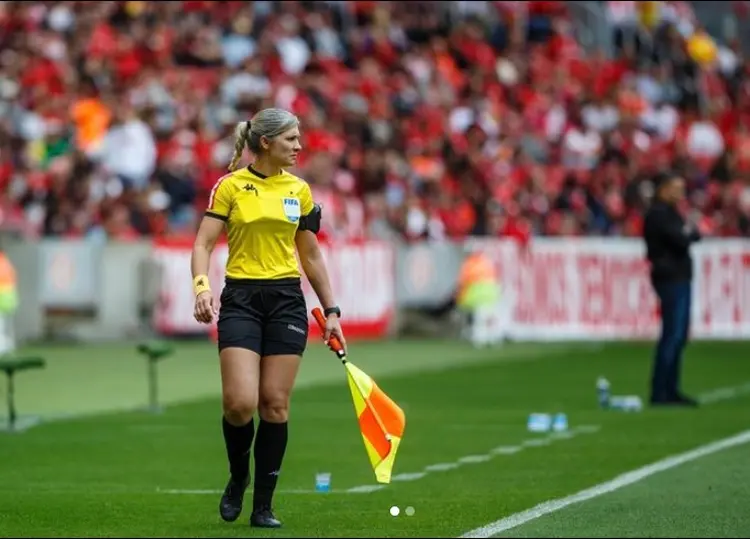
227, 121, 251, 172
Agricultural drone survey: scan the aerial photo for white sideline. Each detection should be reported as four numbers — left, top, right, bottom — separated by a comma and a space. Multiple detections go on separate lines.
157, 425, 600, 497
698, 381, 750, 404
458, 429, 750, 538
155, 381, 750, 499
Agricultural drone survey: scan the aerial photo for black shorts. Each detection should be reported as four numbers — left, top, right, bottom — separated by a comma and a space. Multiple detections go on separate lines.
217, 278, 309, 356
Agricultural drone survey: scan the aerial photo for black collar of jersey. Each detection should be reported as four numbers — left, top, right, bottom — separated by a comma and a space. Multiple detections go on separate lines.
248, 165, 267, 179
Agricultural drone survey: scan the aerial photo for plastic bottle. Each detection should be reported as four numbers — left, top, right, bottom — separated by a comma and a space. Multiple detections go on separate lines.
552, 413, 568, 432
527, 413, 552, 432
596, 377, 611, 409
315, 472, 331, 493
609, 395, 643, 412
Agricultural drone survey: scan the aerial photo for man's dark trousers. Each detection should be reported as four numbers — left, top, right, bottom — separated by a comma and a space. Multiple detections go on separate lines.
651, 280, 692, 402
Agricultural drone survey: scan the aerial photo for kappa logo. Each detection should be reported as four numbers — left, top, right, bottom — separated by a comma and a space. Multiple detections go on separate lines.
282, 197, 301, 223
243, 183, 258, 196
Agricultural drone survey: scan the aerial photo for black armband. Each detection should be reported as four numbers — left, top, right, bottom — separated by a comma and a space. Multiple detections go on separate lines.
298, 203, 322, 233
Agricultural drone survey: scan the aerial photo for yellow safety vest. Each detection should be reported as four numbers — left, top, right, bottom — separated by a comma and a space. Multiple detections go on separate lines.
457, 253, 501, 310
0, 253, 18, 314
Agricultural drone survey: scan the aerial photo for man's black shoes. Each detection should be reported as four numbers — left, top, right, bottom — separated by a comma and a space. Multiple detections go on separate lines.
650, 393, 699, 408
672, 393, 699, 407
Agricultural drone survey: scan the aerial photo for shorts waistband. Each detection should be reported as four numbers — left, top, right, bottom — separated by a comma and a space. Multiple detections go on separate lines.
225, 277, 301, 287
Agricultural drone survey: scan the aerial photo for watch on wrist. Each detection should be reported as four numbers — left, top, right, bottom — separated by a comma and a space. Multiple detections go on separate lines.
324, 306, 341, 318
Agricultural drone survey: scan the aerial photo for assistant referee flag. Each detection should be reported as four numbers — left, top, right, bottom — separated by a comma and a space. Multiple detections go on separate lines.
312, 308, 406, 484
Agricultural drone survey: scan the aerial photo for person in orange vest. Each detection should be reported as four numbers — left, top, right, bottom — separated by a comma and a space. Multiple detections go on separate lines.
0, 249, 19, 355
455, 249, 504, 347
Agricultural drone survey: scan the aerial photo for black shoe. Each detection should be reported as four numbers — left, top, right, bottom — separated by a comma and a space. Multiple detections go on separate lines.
673, 393, 699, 407
250, 506, 282, 528
650, 392, 671, 406
650, 398, 678, 407
219, 476, 249, 522
650, 394, 699, 408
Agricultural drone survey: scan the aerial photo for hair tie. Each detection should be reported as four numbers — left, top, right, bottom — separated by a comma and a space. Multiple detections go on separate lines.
246, 120, 251, 131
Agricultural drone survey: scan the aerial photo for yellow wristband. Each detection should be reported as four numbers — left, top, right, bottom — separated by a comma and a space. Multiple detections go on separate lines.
193, 274, 211, 296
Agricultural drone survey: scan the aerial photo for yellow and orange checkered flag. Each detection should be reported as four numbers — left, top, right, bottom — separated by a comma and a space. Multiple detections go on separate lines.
312, 308, 406, 484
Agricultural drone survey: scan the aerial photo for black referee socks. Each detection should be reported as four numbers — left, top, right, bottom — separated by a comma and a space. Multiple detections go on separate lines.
253, 419, 288, 509
222, 416, 255, 481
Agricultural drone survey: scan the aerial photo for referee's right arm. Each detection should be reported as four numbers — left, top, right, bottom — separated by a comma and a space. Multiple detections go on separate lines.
192, 177, 232, 323
192, 216, 224, 324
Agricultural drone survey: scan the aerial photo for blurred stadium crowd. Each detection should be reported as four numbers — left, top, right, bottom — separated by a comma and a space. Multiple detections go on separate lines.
1, 0, 749, 242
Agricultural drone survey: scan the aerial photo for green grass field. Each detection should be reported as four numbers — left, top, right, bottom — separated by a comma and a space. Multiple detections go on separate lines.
1, 338, 749, 538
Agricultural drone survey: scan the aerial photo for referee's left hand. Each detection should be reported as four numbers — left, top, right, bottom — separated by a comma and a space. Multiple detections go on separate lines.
194, 290, 217, 324
325, 315, 347, 354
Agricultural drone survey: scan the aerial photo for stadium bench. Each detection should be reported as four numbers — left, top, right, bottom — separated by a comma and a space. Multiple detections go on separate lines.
136, 341, 174, 413
0, 356, 45, 431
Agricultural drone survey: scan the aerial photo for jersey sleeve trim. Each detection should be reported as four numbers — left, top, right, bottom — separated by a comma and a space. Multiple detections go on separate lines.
204, 211, 228, 222
208, 173, 233, 211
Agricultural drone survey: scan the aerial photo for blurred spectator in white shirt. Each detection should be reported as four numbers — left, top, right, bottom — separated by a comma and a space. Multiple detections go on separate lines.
97, 106, 157, 191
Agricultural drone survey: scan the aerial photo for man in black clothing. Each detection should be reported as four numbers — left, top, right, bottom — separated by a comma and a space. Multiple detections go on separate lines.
643, 172, 701, 407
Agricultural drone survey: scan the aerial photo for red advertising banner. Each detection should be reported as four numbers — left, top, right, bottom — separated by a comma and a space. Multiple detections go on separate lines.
152, 236, 750, 342
151, 239, 395, 340
468, 238, 750, 340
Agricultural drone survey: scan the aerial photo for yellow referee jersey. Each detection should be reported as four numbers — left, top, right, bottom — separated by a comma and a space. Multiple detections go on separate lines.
205, 166, 315, 280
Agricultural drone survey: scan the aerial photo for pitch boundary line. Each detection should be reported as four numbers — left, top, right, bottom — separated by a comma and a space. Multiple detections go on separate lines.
154, 381, 750, 497
458, 429, 750, 538
157, 425, 601, 497
698, 381, 750, 404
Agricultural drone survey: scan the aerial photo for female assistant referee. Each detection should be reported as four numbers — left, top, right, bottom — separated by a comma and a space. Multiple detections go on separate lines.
191, 108, 345, 529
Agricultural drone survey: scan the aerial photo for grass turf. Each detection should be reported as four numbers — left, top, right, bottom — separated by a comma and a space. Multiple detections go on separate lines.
0, 339, 748, 537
